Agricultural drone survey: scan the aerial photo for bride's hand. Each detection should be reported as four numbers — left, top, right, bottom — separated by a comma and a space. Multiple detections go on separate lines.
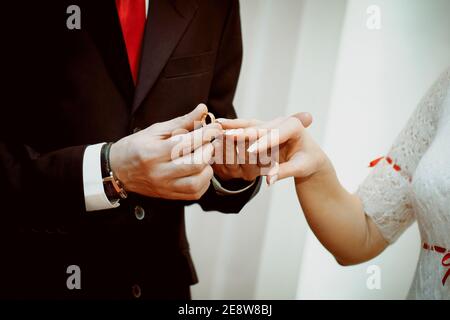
218, 113, 330, 185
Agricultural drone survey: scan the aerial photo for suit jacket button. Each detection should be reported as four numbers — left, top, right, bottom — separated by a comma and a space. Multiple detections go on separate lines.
132, 284, 142, 299
134, 205, 146, 221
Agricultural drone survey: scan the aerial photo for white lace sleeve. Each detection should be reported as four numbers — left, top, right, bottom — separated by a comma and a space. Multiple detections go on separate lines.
357, 68, 450, 243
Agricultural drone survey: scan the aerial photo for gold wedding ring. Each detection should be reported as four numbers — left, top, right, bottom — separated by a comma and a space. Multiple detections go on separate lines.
201, 112, 216, 127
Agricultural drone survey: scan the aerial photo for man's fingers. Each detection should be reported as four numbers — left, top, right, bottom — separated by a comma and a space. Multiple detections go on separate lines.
168, 124, 223, 159
171, 165, 213, 196
176, 103, 209, 131
165, 143, 214, 177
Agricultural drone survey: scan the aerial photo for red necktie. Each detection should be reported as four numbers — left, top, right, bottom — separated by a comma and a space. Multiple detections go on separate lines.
116, 0, 146, 84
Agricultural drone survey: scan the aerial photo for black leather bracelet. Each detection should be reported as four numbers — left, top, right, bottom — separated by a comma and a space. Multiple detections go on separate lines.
101, 143, 113, 177
101, 143, 110, 177
101, 143, 127, 202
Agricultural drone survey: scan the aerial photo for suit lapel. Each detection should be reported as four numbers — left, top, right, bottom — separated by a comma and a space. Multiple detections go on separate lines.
132, 0, 199, 114
86, 1, 135, 106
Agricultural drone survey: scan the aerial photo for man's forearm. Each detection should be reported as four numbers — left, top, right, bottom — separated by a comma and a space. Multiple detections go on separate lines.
0, 141, 88, 223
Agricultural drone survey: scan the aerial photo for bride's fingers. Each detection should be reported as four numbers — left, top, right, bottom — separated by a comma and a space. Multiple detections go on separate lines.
217, 118, 263, 129
219, 112, 312, 132
293, 112, 313, 129
221, 113, 311, 148
256, 117, 286, 130
224, 127, 267, 142
220, 117, 287, 138
247, 117, 304, 154
278, 154, 304, 181
225, 117, 294, 145
267, 153, 308, 184
265, 162, 279, 185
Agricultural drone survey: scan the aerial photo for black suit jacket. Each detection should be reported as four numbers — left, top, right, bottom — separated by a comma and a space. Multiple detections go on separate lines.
0, 0, 260, 299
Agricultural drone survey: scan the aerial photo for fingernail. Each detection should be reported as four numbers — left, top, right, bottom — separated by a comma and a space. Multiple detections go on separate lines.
224, 129, 234, 136
267, 175, 278, 186
225, 129, 240, 136
247, 143, 257, 153
267, 162, 279, 176
169, 135, 183, 142
215, 118, 226, 123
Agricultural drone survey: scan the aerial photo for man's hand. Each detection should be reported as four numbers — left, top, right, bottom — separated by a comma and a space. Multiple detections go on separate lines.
110, 104, 223, 200
212, 113, 313, 182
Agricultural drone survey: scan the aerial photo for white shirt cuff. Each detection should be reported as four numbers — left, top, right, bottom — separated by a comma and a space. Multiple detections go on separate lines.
211, 176, 256, 196
83, 143, 120, 212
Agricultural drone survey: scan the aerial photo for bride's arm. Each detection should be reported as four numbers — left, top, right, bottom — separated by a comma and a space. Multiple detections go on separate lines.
294, 156, 388, 265
297, 68, 450, 265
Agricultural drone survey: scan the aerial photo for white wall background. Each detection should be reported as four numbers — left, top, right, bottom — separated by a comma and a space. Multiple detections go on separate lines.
186, 0, 450, 299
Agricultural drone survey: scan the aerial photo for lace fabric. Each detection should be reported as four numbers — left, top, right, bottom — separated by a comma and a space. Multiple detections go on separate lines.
357, 67, 450, 299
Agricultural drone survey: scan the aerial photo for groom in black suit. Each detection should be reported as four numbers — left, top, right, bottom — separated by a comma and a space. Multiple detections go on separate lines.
0, 0, 261, 299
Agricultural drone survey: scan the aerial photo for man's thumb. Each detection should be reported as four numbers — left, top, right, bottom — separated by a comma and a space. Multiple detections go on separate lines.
163, 104, 209, 132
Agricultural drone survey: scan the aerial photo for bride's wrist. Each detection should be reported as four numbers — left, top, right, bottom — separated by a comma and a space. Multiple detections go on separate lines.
294, 155, 335, 186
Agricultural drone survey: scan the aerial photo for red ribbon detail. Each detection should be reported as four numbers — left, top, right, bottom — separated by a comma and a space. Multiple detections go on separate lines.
369, 156, 402, 172
442, 253, 450, 286
435, 246, 446, 254
423, 243, 450, 286
369, 157, 384, 168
